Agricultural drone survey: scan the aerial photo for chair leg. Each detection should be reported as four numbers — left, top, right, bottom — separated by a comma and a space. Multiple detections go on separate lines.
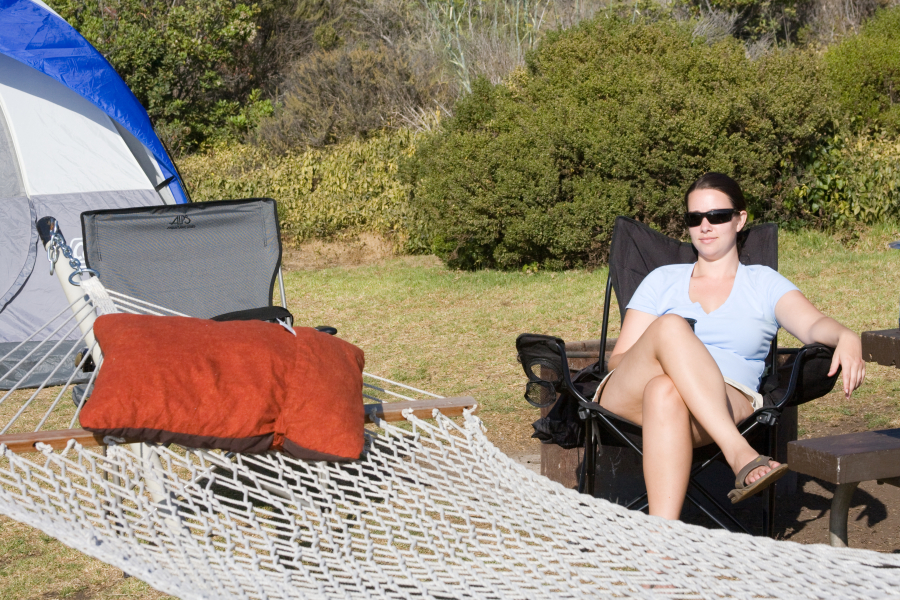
764, 423, 778, 538
683, 490, 744, 532
586, 422, 596, 495
579, 418, 597, 495
626, 492, 648, 511
687, 480, 752, 535
763, 486, 776, 538
624, 480, 751, 535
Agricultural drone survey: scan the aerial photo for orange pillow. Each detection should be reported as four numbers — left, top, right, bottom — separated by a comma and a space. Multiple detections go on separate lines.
276, 327, 366, 461
80, 314, 365, 460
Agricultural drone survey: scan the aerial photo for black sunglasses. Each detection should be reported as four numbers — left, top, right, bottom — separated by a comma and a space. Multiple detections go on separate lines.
684, 209, 737, 228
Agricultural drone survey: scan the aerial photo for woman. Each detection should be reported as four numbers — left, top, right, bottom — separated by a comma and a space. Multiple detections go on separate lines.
598, 172, 865, 519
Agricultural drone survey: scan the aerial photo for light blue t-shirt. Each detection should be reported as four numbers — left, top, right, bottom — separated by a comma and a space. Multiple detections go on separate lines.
626, 263, 799, 391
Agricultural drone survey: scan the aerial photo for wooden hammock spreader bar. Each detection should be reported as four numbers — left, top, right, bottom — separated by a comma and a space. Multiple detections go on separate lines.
364, 396, 477, 422
0, 396, 478, 454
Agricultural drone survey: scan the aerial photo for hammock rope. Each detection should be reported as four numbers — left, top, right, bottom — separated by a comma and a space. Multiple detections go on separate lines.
4, 407, 900, 599
0, 278, 899, 599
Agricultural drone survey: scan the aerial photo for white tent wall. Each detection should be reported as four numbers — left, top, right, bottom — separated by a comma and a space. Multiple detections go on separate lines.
0, 103, 32, 316
0, 197, 36, 312
0, 54, 155, 196
0, 97, 24, 198
112, 121, 177, 205
0, 52, 174, 347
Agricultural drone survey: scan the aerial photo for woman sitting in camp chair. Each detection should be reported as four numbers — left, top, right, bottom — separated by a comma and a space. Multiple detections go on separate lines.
598, 172, 865, 520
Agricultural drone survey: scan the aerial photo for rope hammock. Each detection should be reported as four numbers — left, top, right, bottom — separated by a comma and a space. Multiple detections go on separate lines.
2, 248, 900, 599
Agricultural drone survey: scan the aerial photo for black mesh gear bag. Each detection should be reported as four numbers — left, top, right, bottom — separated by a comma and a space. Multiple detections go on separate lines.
517, 333, 567, 409
517, 334, 605, 449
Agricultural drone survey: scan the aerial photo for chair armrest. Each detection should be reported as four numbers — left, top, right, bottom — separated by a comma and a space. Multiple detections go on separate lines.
767, 343, 839, 410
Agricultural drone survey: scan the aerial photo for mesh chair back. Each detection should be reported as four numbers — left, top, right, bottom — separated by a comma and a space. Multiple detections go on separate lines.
608, 217, 778, 323
81, 199, 281, 319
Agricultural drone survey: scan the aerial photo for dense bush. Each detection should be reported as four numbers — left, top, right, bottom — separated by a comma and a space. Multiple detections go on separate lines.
789, 134, 900, 226
50, 0, 276, 154
181, 131, 417, 244
49, 0, 433, 153
824, 6, 900, 135
407, 16, 836, 270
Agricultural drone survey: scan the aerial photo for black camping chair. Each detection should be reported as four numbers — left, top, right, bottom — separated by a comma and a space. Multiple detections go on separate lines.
517, 216, 839, 537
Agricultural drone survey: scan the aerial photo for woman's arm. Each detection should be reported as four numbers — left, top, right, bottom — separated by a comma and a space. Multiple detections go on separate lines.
607, 309, 657, 371
774, 290, 865, 398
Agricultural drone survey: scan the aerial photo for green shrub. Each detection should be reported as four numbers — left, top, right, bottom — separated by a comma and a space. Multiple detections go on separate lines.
50, 0, 272, 154
180, 131, 417, 244
789, 134, 900, 227
824, 6, 900, 135
407, 17, 835, 270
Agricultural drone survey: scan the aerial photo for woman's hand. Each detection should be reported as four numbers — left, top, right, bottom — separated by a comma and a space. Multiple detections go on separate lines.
830, 330, 865, 399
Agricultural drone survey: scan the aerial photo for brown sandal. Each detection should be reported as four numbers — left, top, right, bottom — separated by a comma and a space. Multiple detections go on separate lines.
727, 455, 789, 504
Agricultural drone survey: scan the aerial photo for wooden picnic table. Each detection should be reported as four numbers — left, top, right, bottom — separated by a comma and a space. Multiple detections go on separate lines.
788, 429, 900, 547
785, 329, 900, 548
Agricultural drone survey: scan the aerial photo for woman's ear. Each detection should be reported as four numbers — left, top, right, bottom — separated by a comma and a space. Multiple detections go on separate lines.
735, 210, 748, 231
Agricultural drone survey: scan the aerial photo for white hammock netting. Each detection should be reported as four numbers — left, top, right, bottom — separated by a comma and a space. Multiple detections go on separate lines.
4, 408, 900, 600
1, 276, 900, 599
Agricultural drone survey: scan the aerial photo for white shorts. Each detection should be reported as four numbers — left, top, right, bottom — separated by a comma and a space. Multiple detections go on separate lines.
592, 370, 764, 411
723, 377, 764, 411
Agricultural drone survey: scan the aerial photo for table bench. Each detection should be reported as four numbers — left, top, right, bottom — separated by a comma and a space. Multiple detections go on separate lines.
787, 428, 900, 547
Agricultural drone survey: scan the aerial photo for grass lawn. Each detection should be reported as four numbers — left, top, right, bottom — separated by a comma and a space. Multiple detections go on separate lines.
3, 223, 900, 598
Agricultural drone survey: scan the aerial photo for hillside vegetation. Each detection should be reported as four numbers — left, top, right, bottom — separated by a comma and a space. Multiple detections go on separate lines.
52, 0, 900, 267
408, 19, 832, 268
182, 131, 417, 245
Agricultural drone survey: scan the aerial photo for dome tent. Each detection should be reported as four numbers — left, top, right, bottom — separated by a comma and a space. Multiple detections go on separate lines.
0, 0, 187, 383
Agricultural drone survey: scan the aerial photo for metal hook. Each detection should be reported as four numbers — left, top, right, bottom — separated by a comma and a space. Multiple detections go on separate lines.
68, 268, 100, 287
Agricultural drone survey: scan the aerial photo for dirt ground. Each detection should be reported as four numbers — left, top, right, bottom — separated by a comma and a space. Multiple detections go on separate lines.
282, 234, 395, 271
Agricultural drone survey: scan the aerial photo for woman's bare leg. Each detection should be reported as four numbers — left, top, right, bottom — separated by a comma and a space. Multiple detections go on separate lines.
637, 375, 759, 518
639, 375, 693, 518
600, 314, 775, 518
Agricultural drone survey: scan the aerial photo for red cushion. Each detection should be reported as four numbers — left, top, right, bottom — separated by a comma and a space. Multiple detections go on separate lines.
80, 314, 365, 460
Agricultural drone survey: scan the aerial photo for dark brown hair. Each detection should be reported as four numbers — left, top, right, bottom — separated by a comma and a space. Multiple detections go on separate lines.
684, 172, 747, 212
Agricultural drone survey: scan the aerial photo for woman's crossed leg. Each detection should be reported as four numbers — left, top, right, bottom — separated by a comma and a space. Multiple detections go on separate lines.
600, 314, 777, 519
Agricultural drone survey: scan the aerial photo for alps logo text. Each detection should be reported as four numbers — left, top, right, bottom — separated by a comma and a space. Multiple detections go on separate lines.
167, 215, 195, 229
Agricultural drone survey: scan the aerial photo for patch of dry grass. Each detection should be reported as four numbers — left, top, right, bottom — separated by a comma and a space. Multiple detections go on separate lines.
778, 223, 900, 437
0, 516, 173, 600
282, 254, 616, 454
